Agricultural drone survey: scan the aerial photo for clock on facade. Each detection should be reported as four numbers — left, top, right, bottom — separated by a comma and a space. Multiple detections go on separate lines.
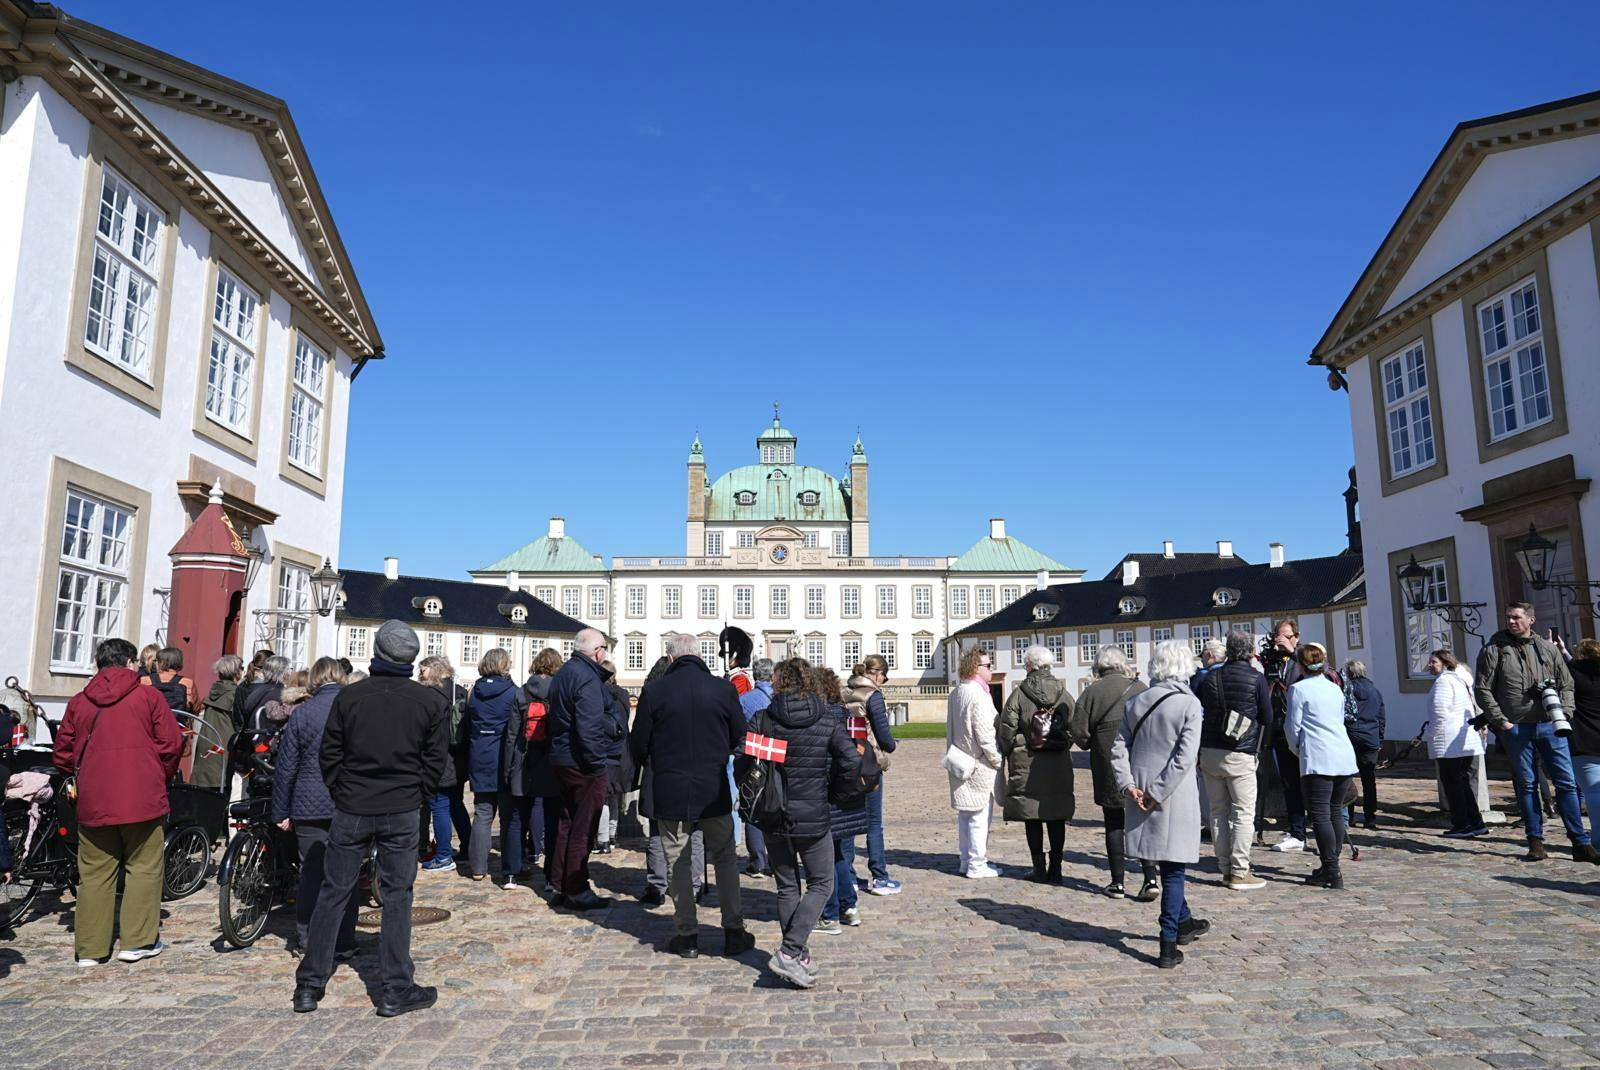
770, 545, 789, 563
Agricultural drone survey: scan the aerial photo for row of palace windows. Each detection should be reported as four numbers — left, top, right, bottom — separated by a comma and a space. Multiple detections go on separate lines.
613, 633, 936, 675
976, 612, 1366, 670
517, 582, 1032, 622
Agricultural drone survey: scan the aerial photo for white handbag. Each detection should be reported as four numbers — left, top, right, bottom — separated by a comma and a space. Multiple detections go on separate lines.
942, 744, 977, 780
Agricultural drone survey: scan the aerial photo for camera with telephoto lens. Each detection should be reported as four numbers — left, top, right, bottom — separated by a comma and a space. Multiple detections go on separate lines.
1538, 680, 1573, 737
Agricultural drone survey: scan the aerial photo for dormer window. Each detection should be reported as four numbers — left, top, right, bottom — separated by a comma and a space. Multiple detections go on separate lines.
422, 596, 442, 617
1212, 587, 1240, 608
1117, 596, 1146, 615
797, 490, 820, 507
734, 490, 757, 506
1033, 604, 1059, 623
510, 605, 527, 623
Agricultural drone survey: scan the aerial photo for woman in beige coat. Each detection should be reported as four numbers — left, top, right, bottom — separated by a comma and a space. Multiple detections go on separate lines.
947, 647, 1003, 878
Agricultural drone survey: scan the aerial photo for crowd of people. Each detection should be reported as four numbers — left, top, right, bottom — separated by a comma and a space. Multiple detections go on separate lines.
11, 597, 1599, 1005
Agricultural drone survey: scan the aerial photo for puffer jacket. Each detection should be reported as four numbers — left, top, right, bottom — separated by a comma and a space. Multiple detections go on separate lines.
1069, 672, 1145, 808
272, 683, 343, 821
995, 669, 1075, 822
465, 675, 523, 792
1428, 666, 1484, 760
1344, 676, 1386, 751
1195, 659, 1270, 754
1475, 630, 1573, 727
827, 704, 871, 839
745, 691, 859, 840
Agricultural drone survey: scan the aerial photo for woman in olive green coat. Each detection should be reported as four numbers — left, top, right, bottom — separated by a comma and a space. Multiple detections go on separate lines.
1070, 645, 1159, 900
996, 646, 1076, 883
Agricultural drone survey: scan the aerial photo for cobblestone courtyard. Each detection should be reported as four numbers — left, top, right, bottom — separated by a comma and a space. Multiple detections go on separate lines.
4, 739, 1600, 1069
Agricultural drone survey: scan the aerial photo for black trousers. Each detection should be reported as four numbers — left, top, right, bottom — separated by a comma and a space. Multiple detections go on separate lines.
1024, 819, 1065, 856
1102, 806, 1157, 886
1349, 745, 1379, 823
1437, 756, 1483, 832
292, 819, 357, 954
1302, 773, 1351, 870
295, 809, 418, 998
1270, 729, 1307, 838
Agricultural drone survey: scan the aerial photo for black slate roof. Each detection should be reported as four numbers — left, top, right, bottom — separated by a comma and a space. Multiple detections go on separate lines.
338, 570, 588, 635
958, 553, 1363, 638
1101, 551, 1250, 582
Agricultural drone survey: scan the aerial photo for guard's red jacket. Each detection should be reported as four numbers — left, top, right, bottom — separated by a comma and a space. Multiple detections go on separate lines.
54, 666, 183, 827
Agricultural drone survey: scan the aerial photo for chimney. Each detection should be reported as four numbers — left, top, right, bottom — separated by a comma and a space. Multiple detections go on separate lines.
1162, 539, 1175, 559
989, 518, 1006, 540
1217, 539, 1234, 559
383, 556, 399, 580
1122, 559, 1140, 586
549, 517, 565, 540
507, 570, 520, 590
1269, 542, 1285, 569
1035, 570, 1049, 591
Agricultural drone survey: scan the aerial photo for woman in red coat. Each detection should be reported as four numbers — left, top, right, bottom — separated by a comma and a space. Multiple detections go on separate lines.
53, 637, 183, 966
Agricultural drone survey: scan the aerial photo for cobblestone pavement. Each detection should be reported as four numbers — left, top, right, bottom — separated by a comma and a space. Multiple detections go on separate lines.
4, 740, 1600, 1069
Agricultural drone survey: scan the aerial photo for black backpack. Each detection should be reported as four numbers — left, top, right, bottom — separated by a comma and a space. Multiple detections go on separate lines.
736, 709, 789, 829
151, 675, 188, 712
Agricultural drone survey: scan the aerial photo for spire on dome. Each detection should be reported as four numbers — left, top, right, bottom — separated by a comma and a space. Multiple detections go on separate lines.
687, 432, 703, 464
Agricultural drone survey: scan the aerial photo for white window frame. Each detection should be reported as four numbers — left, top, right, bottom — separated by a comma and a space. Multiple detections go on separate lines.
663, 585, 682, 619
877, 636, 897, 671
275, 562, 312, 667
1404, 560, 1451, 679
833, 530, 850, 557
1079, 631, 1098, 664
736, 531, 755, 548
1012, 636, 1029, 666
1000, 586, 1021, 608
288, 335, 328, 473
535, 585, 555, 605
1115, 629, 1135, 658
806, 638, 825, 665
50, 488, 134, 672
705, 530, 724, 558
950, 586, 969, 619
976, 586, 995, 618
876, 585, 896, 618
733, 585, 754, 619
842, 637, 862, 667
1044, 633, 1064, 662
561, 587, 581, 618
588, 585, 607, 618
842, 586, 861, 618
461, 634, 482, 667
805, 585, 824, 618
1380, 341, 1435, 477
1152, 626, 1174, 642
1346, 610, 1364, 649
699, 637, 719, 667
424, 630, 445, 659
698, 585, 718, 619
913, 637, 933, 670
1478, 278, 1552, 441
1189, 623, 1213, 657
625, 585, 645, 618
913, 585, 932, 618
346, 627, 370, 659
770, 585, 790, 618
205, 266, 259, 432
625, 638, 645, 672
83, 168, 163, 379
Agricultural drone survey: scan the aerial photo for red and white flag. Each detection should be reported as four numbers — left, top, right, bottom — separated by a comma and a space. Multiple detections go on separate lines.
743, 732, 787, 763
847, 715, 869, 741
205, 743, 228, 758
10, 722, 26, 747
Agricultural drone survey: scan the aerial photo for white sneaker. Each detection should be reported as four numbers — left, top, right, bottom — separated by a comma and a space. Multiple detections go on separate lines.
502, 879, 527, 891
76, 956, 109, 968
965, 864, 1002, 879
116, 939, 165, 962
1271, 836, 1305, 853
842, 907, 862, 927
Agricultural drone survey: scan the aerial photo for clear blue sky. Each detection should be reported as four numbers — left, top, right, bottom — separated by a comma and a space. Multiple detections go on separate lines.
72, 2, 1600, 579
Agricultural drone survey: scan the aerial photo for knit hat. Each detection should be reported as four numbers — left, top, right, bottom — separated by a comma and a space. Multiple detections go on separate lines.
375, 619, 420, 663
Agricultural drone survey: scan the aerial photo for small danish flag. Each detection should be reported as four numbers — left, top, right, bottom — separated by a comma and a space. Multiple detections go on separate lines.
10, 722, 26, 747
847, 715, 869, 741
205, 743, 228, 758
743, 732, 787, 763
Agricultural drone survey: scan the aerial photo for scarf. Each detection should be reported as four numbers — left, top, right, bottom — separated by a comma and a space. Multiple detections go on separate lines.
368, 656, 414, 678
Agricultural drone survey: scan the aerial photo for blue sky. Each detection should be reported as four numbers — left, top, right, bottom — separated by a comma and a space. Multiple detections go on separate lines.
71, 2, 1600, 578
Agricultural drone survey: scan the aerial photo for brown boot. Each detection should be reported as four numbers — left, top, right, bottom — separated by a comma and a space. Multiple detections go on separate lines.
1522, 837, 1547, 862
1574, 842, 1600, 864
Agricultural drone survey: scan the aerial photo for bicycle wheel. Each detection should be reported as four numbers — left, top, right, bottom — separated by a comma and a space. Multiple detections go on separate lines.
162, 824, 211, 900
1, 814, 43, 928
218, 828, 273, 947
360, 848, 383, 908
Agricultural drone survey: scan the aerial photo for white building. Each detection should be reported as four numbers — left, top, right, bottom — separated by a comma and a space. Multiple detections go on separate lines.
470, 412, 1081, 701
0, 5, 382, 707
1312, 89, 1600, 739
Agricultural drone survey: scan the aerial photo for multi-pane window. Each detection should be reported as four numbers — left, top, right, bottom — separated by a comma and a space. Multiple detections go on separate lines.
462, 634, 481, 666
1231, 621, 1256, 641
771, 585, 789, 618
705, 531, 724, 557
424, 631, 445, 659
699, 637, 719, 668
806, 638, 825, 665
51, 489, 133, 671
913, 585, 932, 618
1346, 610, 1364, 650
804, 531, 819, 548
842, 637, 862, 667
562, 587, 581, 618
1152, 626, 1174, 642
1079, 631, 1099, 664
877, 636, 897, 670
976, 587, 995, 617
501, 636, 517, 665
1478, 279, 1551, 441
1116, 629, 1135, 658
733, 585, 753, 618
84, 169, 162, 377
978, 639, 997, 661
288, 336, 327, 472
625, 638, 645, 672
275, 563, 311, 667
663, 586, 682, 618
877, 586, 896, 617
1381, 342, 1435, 476
1405, 559, 1451, 678
1044, 633, 1064, 662
1189, 623, 1213, 656
913, 638, 933, 670
760, 444, 794, 464
588, 586, 607, 618
346, 627, 370, 659
806, 585, 824, 617
833, 531, 851, 557
736, 531, 754, 548
950, 587, 970, 618
698, 585, 718, 618
842, 586, 861, 617
205, 267, 258, 431
535, 586, 555, 604
1012, 636, 1029, 666
1000, 586, 1021, 608
560, 639, 575, 659
626, 585, 645, 618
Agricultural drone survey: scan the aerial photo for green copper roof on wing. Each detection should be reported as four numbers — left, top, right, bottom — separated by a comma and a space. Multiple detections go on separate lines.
950, 534, 1069, 573
477, 532, 605, 573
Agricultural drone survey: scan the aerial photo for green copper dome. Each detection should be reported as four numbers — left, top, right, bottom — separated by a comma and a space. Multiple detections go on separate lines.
706, 465, 850, 522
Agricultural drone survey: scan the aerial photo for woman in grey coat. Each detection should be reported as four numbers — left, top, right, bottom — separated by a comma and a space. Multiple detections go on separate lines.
996, 646, 1075, 883
1111, 641, 1211, 969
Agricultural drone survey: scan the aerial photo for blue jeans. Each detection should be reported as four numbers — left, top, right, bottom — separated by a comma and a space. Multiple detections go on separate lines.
500, 791, 537, 878
1573, 754, 1600, 844
1157, 861, 1191, 944
1500, 721, 1590, 845
726, 758, 742, 846
744, 821, 769, 870
823, 836, 859, 920
866, 780, 887, 882
426, 792, 457, 864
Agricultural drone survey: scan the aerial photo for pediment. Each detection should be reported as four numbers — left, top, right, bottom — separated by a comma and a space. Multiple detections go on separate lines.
756, 524, 804, 542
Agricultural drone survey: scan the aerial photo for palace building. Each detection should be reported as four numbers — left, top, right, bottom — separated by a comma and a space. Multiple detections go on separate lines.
462, 411, 1081, 701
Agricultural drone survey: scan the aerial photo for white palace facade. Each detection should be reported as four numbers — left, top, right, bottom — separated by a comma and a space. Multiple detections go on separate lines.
465, 413, 1083, 696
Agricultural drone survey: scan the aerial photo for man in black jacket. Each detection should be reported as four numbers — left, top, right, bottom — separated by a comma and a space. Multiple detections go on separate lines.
293, 620, 449, 1018
1196, 630, 1272, 891
547, 628, 627, 910
630, 633, 753, 958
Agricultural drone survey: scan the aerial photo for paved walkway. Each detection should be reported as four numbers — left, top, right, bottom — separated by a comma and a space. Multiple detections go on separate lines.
4, 740, 1600, 1069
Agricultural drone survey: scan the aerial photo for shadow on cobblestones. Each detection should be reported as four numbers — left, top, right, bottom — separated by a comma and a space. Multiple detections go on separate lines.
959, 896, 1150, 963
1495, 872, 1599, 896
0, 947, 23, 978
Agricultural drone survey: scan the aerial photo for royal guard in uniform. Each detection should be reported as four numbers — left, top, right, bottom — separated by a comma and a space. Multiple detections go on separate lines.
720, 626, 754, 695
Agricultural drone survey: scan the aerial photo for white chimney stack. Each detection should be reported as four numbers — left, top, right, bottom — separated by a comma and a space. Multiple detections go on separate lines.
383, 556, 399, 580
989, 518, 1006, 540
1036, 570, 1049, 591
1162, 540, 1175, 559
1122, 559, 1140, 586
507, 570, 520, 590
549, 516, 565, 540
1269, 542, 1285, 568
1217, 539, 1234, 559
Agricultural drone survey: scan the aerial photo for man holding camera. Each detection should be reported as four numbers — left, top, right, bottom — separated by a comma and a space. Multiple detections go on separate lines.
1475, 603, 1595, 863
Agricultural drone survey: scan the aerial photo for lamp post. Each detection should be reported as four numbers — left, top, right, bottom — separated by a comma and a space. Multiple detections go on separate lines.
1395, 555, 1487, 639
1513, 524, 1600, 621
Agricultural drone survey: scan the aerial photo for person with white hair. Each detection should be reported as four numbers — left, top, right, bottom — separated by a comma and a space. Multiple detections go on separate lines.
1070, 645, 1158, 900
546, 627, 628, 911
996, 645, 1075, 883
1110, 641, 1210, 969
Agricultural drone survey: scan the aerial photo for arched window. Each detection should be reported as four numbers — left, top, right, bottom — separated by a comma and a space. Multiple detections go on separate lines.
510, 605, 527, 623
423, 596, 442, 617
